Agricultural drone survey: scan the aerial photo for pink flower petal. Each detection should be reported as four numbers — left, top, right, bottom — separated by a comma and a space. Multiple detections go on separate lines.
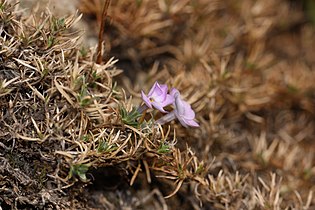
153, 92, 165, 102
148, 81, 158, 96
159, 84, 169, 100
174, 93, 185, 115
161, 94, 174, 107
141, 91, 152, 108
142, 82, 174, 113
152, 101, 168, 113
170, 88, 179, 98
177, 117, 189, 128
182, 101, 195, 119
171, 88, 199, 128
184, 119, 199, 127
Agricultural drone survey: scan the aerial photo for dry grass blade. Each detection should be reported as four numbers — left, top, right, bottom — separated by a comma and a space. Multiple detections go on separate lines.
1, 0, 315, 209
54, 79, 76, 107
164, 179, 184, 199
96, 0, 110, 64
130, 162, 142, 186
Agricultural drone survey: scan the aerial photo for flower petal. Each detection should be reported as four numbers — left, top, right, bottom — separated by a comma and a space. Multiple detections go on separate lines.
183, 118, 199, 127
159, 84, 169, 100
171, 88, 199, 128
177, 116, 189, 128
150, 87, 163, 99
160, 94, 174, 107
174, 92, 185, 115
152, 91, 166, 102
148, 81, 158, 96
141, 91, 152, 108
182, 101, 195, 119
170, 88, 179, 98
152, 101, 168, 113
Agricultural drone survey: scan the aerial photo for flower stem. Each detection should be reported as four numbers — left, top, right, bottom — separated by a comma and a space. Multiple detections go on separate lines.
155, 112, 176, 126
139, 109, 147, 124
137, 104, 148, 113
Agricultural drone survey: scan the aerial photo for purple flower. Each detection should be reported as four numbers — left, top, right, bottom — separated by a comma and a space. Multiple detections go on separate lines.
141, 81, 174, 113
170, 88, 199, 127
155, 88, 199, 128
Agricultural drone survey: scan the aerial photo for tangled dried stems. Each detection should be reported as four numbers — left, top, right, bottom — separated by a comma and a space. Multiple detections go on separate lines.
0, 1, 211, 209
80, 0, 315, 209
0, 0, 315, 209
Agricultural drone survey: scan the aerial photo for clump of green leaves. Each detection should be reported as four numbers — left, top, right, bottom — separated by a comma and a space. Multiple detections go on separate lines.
51, 17, 66, 33
76, 76, 92, 107
82, 134, 91, 142
69, 164, 90, 182
45, 17, 66, 48
120, 106, 142, 127
47, 36, 54, 48
157, 142, 171, 154
195, 163, 204, 175
79, 46, 88, 57
97, 140, 118, 153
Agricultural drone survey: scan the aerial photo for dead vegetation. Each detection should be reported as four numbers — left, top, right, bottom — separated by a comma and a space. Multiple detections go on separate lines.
0, 0, 315, 209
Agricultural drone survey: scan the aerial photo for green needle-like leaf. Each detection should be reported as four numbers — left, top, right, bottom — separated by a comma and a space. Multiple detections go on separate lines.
120, 106, 142, 127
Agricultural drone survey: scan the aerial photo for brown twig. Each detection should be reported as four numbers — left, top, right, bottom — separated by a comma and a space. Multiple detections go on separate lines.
96, 0, 110, 64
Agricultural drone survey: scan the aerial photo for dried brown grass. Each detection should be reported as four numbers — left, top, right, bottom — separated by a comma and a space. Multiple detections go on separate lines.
78, 0, 315, 209
0, 1, 211, 209
1, 0, 315, 209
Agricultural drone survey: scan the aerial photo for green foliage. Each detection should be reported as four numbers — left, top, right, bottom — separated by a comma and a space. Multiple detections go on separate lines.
82, 134, 91, 142
111, 82, 121, 100
97, 140, 118, 153
157, 143, 170, 154
120, 106, 142, 127
47, 36, 54, 48
305, 0, 315, 24
91, 70, 98, 79
77, 76, 92, 107
79, 47, 88, 57
69, 164, 90, 182
245, 61, 257, 70
302, 168, 312, 180
45, 17, 66, 48
287, 84, 299, 94
195, 164, 204, 174
51, 17, 66, 33
135, 0, 142, 6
